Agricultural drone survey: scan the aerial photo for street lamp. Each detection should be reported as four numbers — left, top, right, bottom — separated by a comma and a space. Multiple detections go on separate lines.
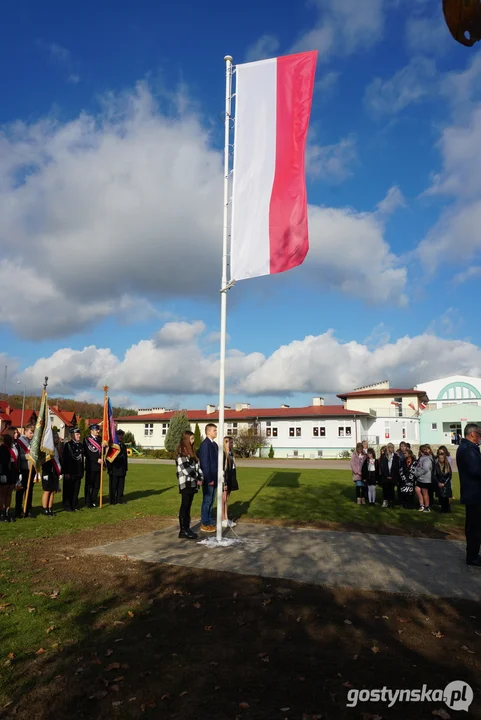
17, 381, 26, 430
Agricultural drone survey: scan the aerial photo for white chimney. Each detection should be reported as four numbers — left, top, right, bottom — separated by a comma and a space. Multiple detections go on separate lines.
312, 397, 325, 406
281, 404, 290, 409
206, 404, 216, 414
236, 402, 251, 411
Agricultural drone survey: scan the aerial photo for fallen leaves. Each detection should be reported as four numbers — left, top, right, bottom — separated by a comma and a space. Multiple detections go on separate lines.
432, 631, 444, 639
127, 611, 134, 618
344, 619, 352, 625
204, 625, 213, 632
371, 646, 380, 654
27, 606, 36, 613
193, 602, 201, 609
461, 645, 475, 654
105, 649, 114, 657
35, 648, 46, 656
50, 590, 59, 599
46, 625, 55, 634
0, 603, 12, 611
239, 702, 250, 709
105, 662, 121, 672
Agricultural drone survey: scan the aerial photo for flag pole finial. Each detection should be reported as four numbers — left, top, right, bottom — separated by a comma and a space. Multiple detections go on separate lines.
224, 55, 233, 64
43, 376, 48, 390
104, 385, 109, 394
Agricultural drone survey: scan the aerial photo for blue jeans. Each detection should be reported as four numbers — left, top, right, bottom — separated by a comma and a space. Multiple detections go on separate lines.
201, 483, 216, 526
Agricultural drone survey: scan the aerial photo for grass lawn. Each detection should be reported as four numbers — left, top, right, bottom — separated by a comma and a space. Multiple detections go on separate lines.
0, 464, 465, 543
1, 464, 476, 720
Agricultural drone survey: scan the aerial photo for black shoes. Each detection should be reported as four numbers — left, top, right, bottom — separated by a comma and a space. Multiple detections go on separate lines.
467, 556, 481, 567
179, 528, 198, 540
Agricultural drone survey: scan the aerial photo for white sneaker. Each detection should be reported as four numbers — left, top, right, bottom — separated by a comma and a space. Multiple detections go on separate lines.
382, 500, 388, 508
418, 505, 425, 512
227, 519, 236, 527
221, 520, 229, 528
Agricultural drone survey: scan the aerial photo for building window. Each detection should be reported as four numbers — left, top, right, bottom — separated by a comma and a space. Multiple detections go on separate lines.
289, 427, 294, 437
272, 427, 277, 437
296, 427, 301, 437
338, 427, 344, 437
227, 421, 238, 436
144, 423, 153, 437
394, 396, 403, 417
289, 426, 301, 437
293, 450, 299, 457
431, 423, 437, 430
162, 423, 168, 436
313, 426, 326, 437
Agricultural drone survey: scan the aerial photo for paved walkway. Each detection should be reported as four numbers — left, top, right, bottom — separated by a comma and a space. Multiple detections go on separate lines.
84, 522, 481, 601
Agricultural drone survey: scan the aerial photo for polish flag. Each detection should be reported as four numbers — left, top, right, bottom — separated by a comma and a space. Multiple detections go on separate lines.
420, 402, 427, 410
408, 402, 416, 411
230, 51, 317, 282
391, 401, 401, 406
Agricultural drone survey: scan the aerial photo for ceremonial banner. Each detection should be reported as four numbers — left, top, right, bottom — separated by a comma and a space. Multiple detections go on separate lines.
103, 395, 120, 463
29, 390, 54, 471
231, 51, 317, 282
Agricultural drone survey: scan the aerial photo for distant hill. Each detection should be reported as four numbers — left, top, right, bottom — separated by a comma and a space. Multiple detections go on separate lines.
2, 394, 138, 419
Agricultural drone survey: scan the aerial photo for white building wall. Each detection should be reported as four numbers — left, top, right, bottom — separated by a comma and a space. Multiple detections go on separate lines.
416, 375, 481, 410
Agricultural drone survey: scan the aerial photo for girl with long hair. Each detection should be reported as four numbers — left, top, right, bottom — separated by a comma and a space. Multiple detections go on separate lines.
0, 432, 19, 522
350, 442, 367, 505
414, 444, 433, 512
433, 448, 452, 513
175, 431, 203, 539
222, 436, 239, 527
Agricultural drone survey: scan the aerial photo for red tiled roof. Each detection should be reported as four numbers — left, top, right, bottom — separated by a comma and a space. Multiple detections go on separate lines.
337, 388, 428, 400
0, 401, 9, 413
51, 407, 76, 426
8, 409, 36, 427
115, 405, 368, 423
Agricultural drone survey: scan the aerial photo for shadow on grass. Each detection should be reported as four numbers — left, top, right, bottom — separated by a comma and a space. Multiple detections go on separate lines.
4, 555, 481, 720
229, 472, 277, 518
267, 472, 300, 488
122, 486, 176, 503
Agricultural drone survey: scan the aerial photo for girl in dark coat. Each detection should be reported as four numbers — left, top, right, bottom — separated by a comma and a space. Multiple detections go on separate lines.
433, 449, 452, 513
361, 447, 379, 505
379, 443, 400, 508
398, 450, 416, 509
175, 431, 203, 539
0, 433, 18, 522
223, 436, 239, 527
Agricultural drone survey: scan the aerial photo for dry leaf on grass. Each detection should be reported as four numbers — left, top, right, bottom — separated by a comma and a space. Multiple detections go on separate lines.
46, 626, 55, 634
344, 619, 352, 625
432, 632, 444, 639
89, 691, 107, 700
239, 702, 250, 709
0, 603, 12, 611
127, 611, 134, 618
8, 653, 15, 659
35, 648, 46, 655
50, 590, 59, 599
193, 602, 201, 609
461, 645, 475, 654
27, 606, 36, 613
180, 691, 188, 697
105, 649, 113, 657
371, 646, 380, 654
106, 662, 121, 671
397, 617, 410, 623
161, 694, 170, 701
204, 625, 213, 631
110, 685, 120, 693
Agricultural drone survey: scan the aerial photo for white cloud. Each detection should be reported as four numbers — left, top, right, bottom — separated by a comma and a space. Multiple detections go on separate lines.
20, 325, 481, 399
364, 57, 436, 116
376, 185, 406, 215
155, 320, 205, 346
37, 41, 80, 83
453, 266, 481, 285
306, 135, 357, 181
0, 83, 408, 340
244, 34, 280, 62
292, 0, 385, 59
405, 13, 448, 57
305, 205, 408, 305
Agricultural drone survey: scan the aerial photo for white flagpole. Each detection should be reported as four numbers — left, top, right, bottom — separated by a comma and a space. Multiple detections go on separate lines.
215, 55, 233, 543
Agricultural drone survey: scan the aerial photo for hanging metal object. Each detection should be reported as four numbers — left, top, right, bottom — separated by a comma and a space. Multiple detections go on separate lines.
443, 0, 481, 46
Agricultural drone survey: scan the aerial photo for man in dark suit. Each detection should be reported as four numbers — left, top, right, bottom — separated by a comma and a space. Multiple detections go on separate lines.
457, 422, 481, 566
107, 429, 128, 505
198, 423, 218, 532
62, 427, 84, 511
84, 424, 102, 508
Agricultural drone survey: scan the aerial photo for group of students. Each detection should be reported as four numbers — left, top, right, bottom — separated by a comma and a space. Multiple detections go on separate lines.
0, 423, 129, 522
174, 423, 239, 539
350, 440, 452, 512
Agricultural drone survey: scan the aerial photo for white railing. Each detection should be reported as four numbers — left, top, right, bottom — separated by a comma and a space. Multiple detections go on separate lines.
367, 407, 418, 418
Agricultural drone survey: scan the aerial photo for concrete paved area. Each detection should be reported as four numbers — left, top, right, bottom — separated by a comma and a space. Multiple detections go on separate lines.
85, 522, 480, 600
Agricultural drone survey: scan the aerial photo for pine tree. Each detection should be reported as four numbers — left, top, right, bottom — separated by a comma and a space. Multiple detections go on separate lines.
78, 417, 89, 440
194, 423, 202, 450
164, 412, 191, 455
268, 444, 274, 459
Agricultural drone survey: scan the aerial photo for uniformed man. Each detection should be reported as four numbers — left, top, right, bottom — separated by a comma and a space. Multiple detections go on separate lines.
62, 427, 85, 511
15, 423, 35, 518
107, 429, 129, 505
83, 424, 102, 508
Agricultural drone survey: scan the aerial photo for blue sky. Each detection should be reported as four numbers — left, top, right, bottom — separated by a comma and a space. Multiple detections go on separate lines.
1, 0, 481, 409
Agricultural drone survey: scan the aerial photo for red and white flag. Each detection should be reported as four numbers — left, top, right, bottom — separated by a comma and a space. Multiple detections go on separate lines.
408, 402, 416, 411
391, 401, 401, 406
230, 51, 317, 282
420, 402, 427, 410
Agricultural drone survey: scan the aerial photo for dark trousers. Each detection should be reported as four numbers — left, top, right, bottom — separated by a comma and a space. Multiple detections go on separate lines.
179, 488, 195, 530
63, 475, 82, 510
15, 471, 34, 516
118, 475, 126, 502
355, 485, 366, 499
382, 483, 395, 503
201, 483, 216, 526
465, 504, 481, 562
85, 472, 100, 507
109, 474, 124, 505
439, 497, 451, 513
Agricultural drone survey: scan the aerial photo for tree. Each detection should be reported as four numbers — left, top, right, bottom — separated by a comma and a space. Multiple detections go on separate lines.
268, 444, 274, 459
123, 431, 136, 447
233, 426, 267, 458
164, 412, 191, 455
78, 417, 89, 441
194, 423, 202, 450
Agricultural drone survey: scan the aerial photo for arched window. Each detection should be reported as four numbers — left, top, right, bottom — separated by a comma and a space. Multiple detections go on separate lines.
438, 382, 481, 402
